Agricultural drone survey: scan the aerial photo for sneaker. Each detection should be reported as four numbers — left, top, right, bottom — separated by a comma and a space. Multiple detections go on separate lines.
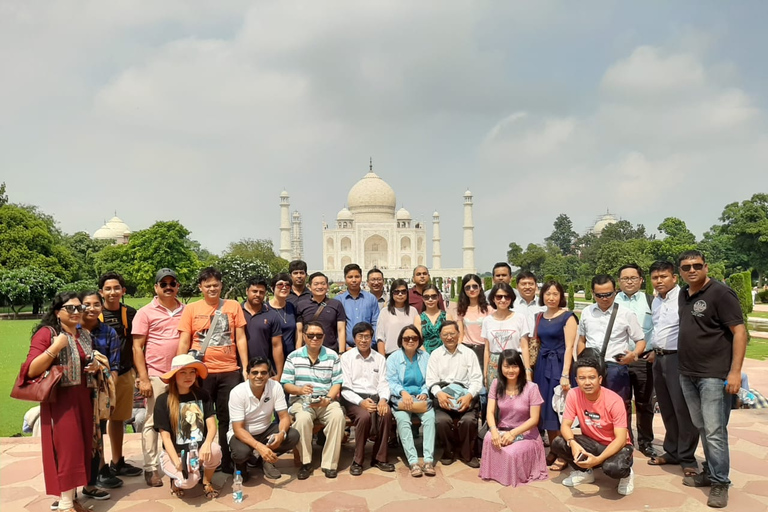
110, 457, 143, 477
82, 487, 111, 500
262, 460, 281, 479
683, 472, 712, 488
97, 467, 124, 489
707, 484, 729, 508
50, 502, 58, 510
617, 468, 635, 496
563, 469, 595, 487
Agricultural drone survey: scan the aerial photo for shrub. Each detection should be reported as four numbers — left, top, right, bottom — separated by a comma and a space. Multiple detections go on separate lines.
726, 270, 753, 320
584, 286, 592, 301
484, 276, 492, 291
567, 283, 575, 311
758, 289, 768, 304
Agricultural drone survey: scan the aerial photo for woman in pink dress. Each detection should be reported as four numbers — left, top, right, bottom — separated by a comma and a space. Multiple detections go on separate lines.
479, 349, 549, 487
456, 273, 492, 368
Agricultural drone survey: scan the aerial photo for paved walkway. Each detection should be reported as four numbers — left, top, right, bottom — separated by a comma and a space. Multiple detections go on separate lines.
3, 358, 768, 512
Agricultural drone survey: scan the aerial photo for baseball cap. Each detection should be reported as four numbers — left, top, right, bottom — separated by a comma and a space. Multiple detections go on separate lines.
155, 268, 178, 283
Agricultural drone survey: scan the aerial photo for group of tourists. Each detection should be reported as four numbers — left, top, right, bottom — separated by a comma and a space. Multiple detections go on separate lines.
20, 249, 746, 511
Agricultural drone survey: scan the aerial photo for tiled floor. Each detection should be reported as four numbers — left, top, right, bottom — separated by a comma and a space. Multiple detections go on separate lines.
3, 358, 768, 512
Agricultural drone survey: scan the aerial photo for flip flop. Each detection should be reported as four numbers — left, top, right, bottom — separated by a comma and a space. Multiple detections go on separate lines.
549, 458, 568, 471
648, 455, 673, 466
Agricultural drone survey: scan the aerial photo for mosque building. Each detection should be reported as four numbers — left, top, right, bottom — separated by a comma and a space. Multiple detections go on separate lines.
93, 215, 132, 244
279, 162, 477, 282
589, 210, 620, 235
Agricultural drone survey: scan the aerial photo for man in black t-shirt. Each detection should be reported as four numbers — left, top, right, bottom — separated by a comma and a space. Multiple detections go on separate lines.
99, 272, 143, 483
677, 251, 746, 509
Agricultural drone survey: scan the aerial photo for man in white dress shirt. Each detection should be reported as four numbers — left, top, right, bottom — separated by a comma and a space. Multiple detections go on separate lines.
340, 322, 394, 475
648, 261, 699, 475
577, 274, 646, 425
514, 270, 546, 327
426, 321, 483, 468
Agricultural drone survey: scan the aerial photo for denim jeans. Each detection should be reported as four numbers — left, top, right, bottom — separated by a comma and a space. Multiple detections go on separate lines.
393, 409, 435, 465
679, 375, 732, 485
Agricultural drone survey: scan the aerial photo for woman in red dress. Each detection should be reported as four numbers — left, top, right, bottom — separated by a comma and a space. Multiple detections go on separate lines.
20, 292, 99, 512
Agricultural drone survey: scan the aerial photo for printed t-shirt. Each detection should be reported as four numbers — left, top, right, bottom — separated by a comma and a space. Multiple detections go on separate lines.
563, 386, 629, 447
481, 312, 530, 353
153, 389, 215, 454
178, 299, 246, 374
132, 297, 185, 376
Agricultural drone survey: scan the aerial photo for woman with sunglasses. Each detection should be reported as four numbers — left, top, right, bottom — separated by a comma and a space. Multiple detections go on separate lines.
386, 326, 436, 477
416, 285, 455, 354
269, 273, 298, 355
482, 283, 531, 390
20, 292, 100, 512
457, 274, 493, 368
376, 279, 419, 355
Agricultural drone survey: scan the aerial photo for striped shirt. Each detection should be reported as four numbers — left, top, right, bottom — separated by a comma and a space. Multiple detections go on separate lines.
281, 346, 342, 404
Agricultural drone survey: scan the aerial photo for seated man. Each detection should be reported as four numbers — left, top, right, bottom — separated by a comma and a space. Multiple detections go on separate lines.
425, 321, 483, 468
281, 322, 345, 479
340, 322, 394, 475
228, 357, 300, 482
550, 356, 635, 495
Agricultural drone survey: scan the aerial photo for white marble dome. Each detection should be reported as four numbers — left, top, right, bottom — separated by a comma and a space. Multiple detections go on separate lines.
347, 172, 397, 221
93, 216, 132, 241
396, 207, 411, 220
592, 212, 619, 235
337, 207, 353, 221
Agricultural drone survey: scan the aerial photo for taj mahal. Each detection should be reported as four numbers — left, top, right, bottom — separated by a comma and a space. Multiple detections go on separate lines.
278, 162, 477, 282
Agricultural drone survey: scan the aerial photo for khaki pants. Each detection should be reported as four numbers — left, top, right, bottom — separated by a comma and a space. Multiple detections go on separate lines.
141, 376, 168, 471
289, 400, 345, 470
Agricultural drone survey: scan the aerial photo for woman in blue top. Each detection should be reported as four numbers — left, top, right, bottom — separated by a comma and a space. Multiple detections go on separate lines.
269, 273, 298, 355
386, 325, 436, 477
531, 281, 577, 471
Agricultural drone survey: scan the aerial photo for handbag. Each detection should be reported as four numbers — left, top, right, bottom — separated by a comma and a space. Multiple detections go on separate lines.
528, 313, 543, 369
189, 299, 224, 362
11, 327, 65, 403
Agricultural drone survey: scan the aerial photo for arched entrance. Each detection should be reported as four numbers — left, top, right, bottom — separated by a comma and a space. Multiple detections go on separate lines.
364, 235, 388, 270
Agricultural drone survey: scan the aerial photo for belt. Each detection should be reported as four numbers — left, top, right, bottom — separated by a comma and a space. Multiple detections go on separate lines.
654, 348, 678, 356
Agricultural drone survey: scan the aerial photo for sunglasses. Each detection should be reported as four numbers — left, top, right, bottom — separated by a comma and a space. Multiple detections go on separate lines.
392, 289, 408, 295
594, 292, 615, 299
305, 333, 325, 340
464, 284, 480, 291
494, 294, 511, 301
680, 263, 704, 272
60, 305, 86, 313
402, 335, 420, 343
159, 280, 178, 288
249, 370, 270, 376
423, 294, 439, 301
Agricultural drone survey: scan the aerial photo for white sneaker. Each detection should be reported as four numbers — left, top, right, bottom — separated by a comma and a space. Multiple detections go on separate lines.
618, 468, 635, 496
563, 469, 595, 487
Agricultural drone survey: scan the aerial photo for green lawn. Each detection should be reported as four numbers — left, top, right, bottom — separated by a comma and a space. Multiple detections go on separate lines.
0, 319, 39, 437
749, 310, 768, 320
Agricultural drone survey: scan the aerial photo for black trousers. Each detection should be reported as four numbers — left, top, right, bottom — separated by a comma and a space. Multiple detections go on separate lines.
652, 352, 699, 469
434, 405, 478, 462
628, 360, 655, 450
551, 435, 633, 479
229, 423, 300, 464
201, 370, 242, 469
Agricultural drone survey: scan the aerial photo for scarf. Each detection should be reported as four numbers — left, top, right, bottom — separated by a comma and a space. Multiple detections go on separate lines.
53, 327, 94, 387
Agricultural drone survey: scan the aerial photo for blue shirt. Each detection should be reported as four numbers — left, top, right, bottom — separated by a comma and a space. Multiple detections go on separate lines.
337, 289, 380, 347
88, 320, 120, 372
242, 302, 282, 366
614, 291, 654, 349
386, 349, 430, 398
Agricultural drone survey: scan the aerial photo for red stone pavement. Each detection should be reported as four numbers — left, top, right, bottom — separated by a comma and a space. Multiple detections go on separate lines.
3, 358, 768, 512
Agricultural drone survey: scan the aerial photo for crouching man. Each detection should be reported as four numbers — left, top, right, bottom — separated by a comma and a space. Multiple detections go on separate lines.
228, 357, 299, 481
551, 356, 635, 496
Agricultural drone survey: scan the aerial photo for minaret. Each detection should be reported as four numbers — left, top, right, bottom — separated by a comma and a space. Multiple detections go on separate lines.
291, 210, 304, 260
279, 190, 292, 260
432, 211, 442, 270
462, 189, 475, 271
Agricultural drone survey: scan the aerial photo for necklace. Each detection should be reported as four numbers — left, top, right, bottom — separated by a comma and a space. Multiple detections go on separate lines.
271, 302, 288, 323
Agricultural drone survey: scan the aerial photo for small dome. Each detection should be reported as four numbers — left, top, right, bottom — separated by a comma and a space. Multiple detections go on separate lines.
105, 216, 131, 235
280, 190, 289, 198
592, 212, 619, 235
432, 211, 440, 218
93, 224, 117, 239
347, 172, 397, 220
336, 207, 353, 221
463, 189, 473, 198
396, 207, 411, 220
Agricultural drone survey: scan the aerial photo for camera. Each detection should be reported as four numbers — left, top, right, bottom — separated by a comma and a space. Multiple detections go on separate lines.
188, 350, 203, 362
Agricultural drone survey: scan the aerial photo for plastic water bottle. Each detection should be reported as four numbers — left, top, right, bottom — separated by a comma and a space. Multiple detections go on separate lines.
737, 388, 755, 406
188, 441, 199, 471
232, 471, 243, 503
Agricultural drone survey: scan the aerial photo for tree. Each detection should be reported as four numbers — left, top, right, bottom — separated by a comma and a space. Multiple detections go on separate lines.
599, 220, 649, 242
63, 231, 114, 282
650, 217, 697, 264
223, 239, 289, 276
93, 244, 133, 285
545, 214, 578, 255
717, 194, 768, 284
124, 221, 201, 295
506, 242, 523, 266
595, 239, 653, 277
508, 243, 547, 276
0, 267, 62, 317
0, 182, 7, 207
567, 283, 575, 311
217, 255, 270, 301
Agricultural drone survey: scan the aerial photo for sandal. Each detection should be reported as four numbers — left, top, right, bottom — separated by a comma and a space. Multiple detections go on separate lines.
202, 481, 219, 499
545, 452, 558, 466
683, 468, 698, 477
410, 464, 423, 477
648, 455, 672, 466
548, 458, 568, 471
170, 479, 185, 498
422, 462, 436, 476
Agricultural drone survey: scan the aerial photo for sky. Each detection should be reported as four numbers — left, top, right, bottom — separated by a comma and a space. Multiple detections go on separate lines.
2, 1, 767, 273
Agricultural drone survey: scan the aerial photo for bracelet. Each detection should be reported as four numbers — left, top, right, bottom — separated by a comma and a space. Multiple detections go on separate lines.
525, 368, 533, 373
560, 375, 568, 379
45, 349, 56, 359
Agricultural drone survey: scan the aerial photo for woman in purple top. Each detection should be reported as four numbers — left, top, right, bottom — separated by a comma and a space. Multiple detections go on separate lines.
479, 349, 548, 487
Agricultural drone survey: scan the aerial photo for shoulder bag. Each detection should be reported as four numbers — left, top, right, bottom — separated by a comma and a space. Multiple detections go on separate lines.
11, 327, 64, 403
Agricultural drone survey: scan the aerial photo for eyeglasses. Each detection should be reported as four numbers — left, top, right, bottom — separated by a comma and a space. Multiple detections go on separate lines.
274, 282, 291, 288
494, 295, 511, 302
423, 294, 439, 301
401, 336, 420, 343
594, 292, 615, 299
305, 333, 325, 340
442, 332, 458, 338
680, 263, 704, 272
392, 289, 408, 295
619, 277, 640, 283
355, 334, 372, 341
83, 303, 102, 310
464, 284, 480, 291
159, 280, 178, 288
60, 305, 86, 313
